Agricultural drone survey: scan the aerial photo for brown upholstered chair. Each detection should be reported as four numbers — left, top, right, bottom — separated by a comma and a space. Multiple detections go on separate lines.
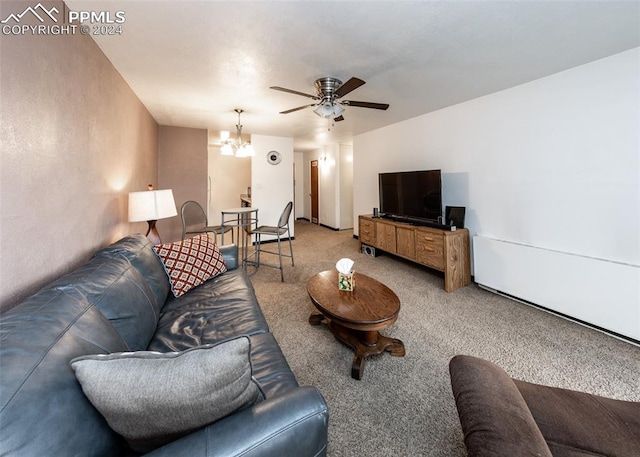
449, 355, 640, 457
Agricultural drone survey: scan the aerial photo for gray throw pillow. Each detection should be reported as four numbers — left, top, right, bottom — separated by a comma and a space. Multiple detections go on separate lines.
70, 336, 263, 453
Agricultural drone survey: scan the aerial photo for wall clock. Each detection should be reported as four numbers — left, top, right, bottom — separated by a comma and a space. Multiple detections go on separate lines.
266, 150, 281, 165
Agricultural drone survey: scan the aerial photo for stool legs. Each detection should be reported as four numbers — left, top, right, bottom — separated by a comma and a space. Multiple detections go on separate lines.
276, 235, 283, 282
287, 230, 294, 267
252, 226, 294, 282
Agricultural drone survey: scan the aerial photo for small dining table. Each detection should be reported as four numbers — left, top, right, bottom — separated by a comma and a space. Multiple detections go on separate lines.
220, 207, 258, 268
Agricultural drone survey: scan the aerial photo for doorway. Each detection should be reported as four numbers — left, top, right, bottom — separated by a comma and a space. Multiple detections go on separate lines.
311, 160, 319, 224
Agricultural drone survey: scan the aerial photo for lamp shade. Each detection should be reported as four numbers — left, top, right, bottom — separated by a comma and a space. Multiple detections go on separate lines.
128, 189, 177, 222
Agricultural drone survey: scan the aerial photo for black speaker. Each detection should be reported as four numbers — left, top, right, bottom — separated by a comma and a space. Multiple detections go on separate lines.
362, 245, 380, 257
445, 206, 466, 228
373, 207, 379, 217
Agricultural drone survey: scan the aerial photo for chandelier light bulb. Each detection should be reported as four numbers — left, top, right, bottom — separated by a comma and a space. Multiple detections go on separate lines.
236, 145, 247, 158
220, 144, 234, 156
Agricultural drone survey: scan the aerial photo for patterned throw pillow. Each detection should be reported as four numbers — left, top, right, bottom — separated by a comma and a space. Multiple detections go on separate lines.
153, 234, 227, 298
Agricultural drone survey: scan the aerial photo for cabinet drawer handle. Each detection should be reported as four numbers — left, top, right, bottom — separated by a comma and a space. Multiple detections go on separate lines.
424, 237, 434, 242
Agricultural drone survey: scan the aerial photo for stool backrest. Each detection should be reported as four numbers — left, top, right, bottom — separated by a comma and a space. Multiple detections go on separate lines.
181, 201, 208, 239
278, 201, 293, 228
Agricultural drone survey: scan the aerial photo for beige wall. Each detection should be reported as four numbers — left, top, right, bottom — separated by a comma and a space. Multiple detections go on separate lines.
158, 126, 208, 243
0, 5, 159, 311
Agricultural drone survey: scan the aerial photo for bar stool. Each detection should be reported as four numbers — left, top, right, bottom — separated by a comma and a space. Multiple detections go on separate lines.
251, 201, 294, 281
181, 201, 234, 243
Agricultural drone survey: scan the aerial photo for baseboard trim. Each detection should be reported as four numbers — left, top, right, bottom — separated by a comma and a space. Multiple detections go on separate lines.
319, 223, 339, 231
295, 218, 343, 232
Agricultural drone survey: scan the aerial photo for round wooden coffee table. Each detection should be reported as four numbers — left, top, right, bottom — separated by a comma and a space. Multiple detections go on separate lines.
307, 270, 405, 380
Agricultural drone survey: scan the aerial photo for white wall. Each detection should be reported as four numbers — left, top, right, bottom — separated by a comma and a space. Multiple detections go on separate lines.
251, 135, 295, 238
353, 48, 639, 339
339, 144, 354, 230
294, 152, 305, 219
207, 145, 252, 226
354, 48, 639, 266
302, 151, 312, 221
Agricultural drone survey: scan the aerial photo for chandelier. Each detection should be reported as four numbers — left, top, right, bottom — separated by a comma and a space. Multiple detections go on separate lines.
220, 109, 255, 157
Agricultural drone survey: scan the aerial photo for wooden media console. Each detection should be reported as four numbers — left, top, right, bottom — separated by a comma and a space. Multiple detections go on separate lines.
358, 215, 471, 292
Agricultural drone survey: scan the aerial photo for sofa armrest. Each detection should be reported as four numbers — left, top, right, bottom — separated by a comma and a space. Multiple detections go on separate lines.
449, 355, 552, 457
144, 386, 328, 457
219, 244, 239, 270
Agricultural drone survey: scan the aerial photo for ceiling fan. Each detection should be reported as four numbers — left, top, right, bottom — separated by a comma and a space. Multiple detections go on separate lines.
270, 77, 389, 121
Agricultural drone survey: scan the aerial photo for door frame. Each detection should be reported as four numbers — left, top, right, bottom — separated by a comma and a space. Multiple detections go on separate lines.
310, 159, 319, 224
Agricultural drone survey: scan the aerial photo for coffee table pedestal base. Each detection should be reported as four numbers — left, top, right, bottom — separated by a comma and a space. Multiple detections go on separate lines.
309, 313, 405, 380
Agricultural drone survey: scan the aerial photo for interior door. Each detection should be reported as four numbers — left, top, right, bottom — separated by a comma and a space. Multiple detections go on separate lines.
311, 160, 319, 224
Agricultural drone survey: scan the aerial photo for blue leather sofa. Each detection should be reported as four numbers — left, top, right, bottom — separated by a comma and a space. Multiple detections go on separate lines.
0, 234, 328, 456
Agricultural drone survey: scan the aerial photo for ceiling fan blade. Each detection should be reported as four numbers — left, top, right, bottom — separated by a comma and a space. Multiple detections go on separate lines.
280, 104, 315, 114
334, 77, 365, 98
270, 86, 318, 99
334, 115, 345, 122
343, 100, 389, 110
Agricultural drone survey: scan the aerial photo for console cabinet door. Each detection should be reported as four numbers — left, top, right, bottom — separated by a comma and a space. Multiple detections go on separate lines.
376, 221, 396, 253
396, 227, 415, 259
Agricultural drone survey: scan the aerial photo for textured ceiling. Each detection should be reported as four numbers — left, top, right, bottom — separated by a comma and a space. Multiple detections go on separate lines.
66, 0, 640, 152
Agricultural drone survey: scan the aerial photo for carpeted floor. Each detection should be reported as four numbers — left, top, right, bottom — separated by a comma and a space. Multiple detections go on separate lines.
246, 220, 640, 457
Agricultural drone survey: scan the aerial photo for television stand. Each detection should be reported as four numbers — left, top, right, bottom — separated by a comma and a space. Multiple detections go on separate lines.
359, 215, 471, 292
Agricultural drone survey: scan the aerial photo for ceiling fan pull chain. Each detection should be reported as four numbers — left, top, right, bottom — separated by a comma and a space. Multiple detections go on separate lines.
326, 117, 336, 132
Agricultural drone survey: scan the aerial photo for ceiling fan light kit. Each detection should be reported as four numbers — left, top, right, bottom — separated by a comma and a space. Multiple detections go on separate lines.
271, 76, 389, 121
219, 109, 255, 157
313, 101, 345, 118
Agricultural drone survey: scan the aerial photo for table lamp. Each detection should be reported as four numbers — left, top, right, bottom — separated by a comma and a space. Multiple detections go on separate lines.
128, 185, 177, 244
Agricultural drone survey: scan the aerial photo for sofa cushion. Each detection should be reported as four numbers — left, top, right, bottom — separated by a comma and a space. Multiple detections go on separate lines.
515, 379, 640, 457
0, 286, 128, 456
55, 253, 161, 351
149, 268, 269, 351
70, 336, 264, 453
153, 233, 227, 298
94, 233, 170, 313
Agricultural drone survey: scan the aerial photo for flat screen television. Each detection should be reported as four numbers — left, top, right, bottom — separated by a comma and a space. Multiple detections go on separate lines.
378, 170, 442, 222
